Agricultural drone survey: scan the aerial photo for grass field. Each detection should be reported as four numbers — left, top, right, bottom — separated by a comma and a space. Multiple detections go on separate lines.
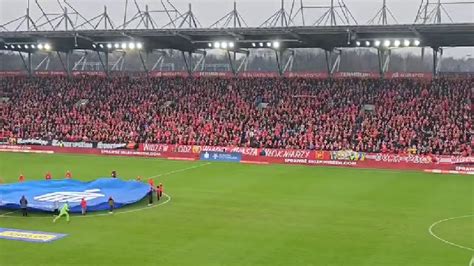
0, 152, 473, 266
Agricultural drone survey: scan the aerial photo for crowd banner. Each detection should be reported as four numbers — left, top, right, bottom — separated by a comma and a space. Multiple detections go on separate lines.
0, 178, 149, 213
199, 151, 242, 163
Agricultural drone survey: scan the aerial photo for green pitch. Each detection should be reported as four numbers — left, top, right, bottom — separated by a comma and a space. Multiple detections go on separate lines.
0, 152, 472, 266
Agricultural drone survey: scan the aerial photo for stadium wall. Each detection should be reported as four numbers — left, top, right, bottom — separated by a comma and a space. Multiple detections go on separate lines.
1, 144, 472, 173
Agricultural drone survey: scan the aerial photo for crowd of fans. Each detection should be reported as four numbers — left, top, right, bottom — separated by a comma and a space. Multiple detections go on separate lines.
1, 75, 472, 156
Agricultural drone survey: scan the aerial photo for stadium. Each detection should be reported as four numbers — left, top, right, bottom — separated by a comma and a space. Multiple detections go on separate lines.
0, 0, 473, 265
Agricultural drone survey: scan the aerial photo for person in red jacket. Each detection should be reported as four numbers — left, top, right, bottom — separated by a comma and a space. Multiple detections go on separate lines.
18, 174, 25, 182
65, 170, 72, 179
158, 183, 163, 198
156, 185, 161, 201
148, 178, 155, 188
45, 172, 52, 180
80, 198, 87, 215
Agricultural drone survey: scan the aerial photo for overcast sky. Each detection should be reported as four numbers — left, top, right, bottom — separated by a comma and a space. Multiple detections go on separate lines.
1, 0, 473, 57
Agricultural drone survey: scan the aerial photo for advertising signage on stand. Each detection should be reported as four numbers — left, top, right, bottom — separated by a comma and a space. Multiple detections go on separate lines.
199, 151, 242, 163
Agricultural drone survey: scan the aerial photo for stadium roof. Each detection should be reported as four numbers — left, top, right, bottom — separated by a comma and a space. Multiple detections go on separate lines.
1, 23, 473, 52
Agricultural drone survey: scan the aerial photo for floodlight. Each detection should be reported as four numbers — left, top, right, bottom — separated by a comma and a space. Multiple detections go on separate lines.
228, 42, 234, 48
252, 43, 256, 47
31, 44, 36, 49
355, 41, 360, 47
121, 42, 127, 49
393, 40, 400, 47
374, 40, 381, 47
414, 39, 420, 46
365, 41, 370, 46
259, 42, 264, 47
272, 41, 280, 49
266, 42, 271, 47
17, 45, 21, 49
213, 42, 220, 49
92, 43, 97, 48
99, 44, 104, 48
221, 42, 228, 49
44, 43, 51, 50
208, 43, 212, 48
128, 42, 135, 49
403, 39, 410, 47
4, 45, 8, 49
136, 42, 143, 49
37, 44, 44, 49
107, 43, 112, 49
383, 40, 390, 47
10, 45, 15, 49
24, 44, 29, 49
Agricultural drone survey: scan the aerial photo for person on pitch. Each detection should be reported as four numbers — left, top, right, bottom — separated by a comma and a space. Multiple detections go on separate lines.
156, 185, 161, 201
111, 170, 117, 178
158, 183, 164, 198
148, 178, 155, 188
108, 197, 115, 213
45, 171, 52, 180
53, 202, 70, 223
18, 173, 25, 182
65, 170, 72, 179
20, 195, 28, 217
148, 187, 154, 206
81, 198, 87, 215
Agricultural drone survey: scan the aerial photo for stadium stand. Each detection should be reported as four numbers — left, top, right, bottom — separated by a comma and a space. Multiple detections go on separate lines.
0, 76, 472, 156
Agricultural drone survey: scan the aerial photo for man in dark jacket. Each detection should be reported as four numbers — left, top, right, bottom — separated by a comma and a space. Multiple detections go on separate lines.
20, 195, 28, 216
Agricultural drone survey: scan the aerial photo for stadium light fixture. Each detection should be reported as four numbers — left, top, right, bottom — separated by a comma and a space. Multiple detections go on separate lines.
3, 45, 7, 49
213, 41, 220, 49
17, 45, 21, 49
92, 43, 97, 48
99, 44, 104, 48
414, 39, 420, 46
272, 41, 280, 49
114, 43, 120, 49
44, 43, 51, 50
252, 43, 256, 47
259, 42, 264, 47
221, 42, 228, 49
37, 43, 44, 50
31, 44, 36, 49
106, 43, 112, 49
128, 42, 135, 49
383, 40, 391, 47
136, 42, 143, 50
355, 41, 360, 47
393, 40, 401, 47
374, 40, 381, 47
403, 39, 410, 47
228, 42, 235, 49
24, 44, 29, 49
365, 41, 370, 47
208, 43, 212, 48
266, 42, 272, 47
121, 42, 127, 49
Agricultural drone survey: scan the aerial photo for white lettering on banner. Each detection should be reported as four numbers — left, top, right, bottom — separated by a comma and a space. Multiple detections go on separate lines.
142, 144, 169, 152
97, 142, 126, 149
17, 139, 49, 146
34, 189, 104, 203
264, 149, 311, 159
0, 145, 32, 150
51, 140, 93, 148
284, 158, 357, 166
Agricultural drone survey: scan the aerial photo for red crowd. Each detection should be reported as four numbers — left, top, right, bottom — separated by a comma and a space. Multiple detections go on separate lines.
1, 76, 472, 156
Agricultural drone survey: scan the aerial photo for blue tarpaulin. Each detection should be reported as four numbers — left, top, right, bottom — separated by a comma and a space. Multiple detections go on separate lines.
0, 178, 150, 213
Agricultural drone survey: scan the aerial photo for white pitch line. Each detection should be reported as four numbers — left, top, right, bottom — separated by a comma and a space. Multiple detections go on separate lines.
0, 210, 18, 217
428, 214, 474, 252
148, 162, 211, 179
